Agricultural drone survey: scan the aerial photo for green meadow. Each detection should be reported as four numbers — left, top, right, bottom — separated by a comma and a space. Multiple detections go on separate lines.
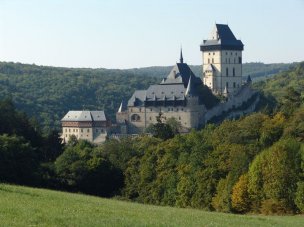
0, 184, 303, 227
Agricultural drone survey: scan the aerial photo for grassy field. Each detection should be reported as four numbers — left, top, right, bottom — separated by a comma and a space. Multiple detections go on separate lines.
0, 184, 303, 227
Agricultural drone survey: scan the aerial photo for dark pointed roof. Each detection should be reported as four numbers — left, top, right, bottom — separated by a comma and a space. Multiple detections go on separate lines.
185, 74, 195, 96
118, 100, 127, 113
180, 48, 184, 63
206, 64, 216, 72
246, 75, 252, 83
161, 62, 201, 88
200, 24, 244, 51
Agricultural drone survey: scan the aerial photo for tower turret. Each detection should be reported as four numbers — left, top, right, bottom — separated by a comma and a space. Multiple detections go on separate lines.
200, 24, 244, 95
180, 48, 184, 63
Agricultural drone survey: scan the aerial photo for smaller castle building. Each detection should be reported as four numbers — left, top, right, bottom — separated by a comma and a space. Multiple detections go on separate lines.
61, 110, 111, 144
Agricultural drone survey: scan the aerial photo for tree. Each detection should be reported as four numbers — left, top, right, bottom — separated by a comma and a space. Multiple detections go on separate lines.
280, 87, 302, 116
166, 117, 182, 135
247, 139, 301, 213
147, 112, 174, 140
55, 139, 123, 196
295, 182, 304, 213
231, 174, 250, 213
0, 134, 38, 185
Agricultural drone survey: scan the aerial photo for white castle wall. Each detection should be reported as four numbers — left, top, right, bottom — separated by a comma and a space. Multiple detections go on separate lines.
203, 85, 258, 124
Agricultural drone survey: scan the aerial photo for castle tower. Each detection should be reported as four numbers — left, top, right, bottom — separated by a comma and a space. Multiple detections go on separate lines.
200, 24, 244, 95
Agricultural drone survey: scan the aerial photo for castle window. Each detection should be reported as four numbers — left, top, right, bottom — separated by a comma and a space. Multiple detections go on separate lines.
150, 108, 152, 111
213, 52, 215, 55
179, 116, 181, 120
101, 129, 104, 133
81, 129, 83, 133
226, 52, 228, 55
234, 58, 236, 64
69, 129, 71, 132
208, 52, 210, 55
226, 68, 228, 76
226, 82, 229, 88
239, 57, 242, 64
233, 82, 236, 88
139, 108, 141, 112
65, 129, 67, 132
149, 117, 152, 120
233, 68, 235, 76
87, 129, 90, 132
181, 108, 184, 111
231, 52, 232, 55
212, 58, 214, 63
131, 114, 141, 122
96, 129, 98, 133
176, 108, 179, 111
208, 59, 210, 64
235, 52, 237, 56
168, 108, 170, 111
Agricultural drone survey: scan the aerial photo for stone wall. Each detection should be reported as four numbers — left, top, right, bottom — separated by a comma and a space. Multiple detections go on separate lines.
203, 85, 258, 124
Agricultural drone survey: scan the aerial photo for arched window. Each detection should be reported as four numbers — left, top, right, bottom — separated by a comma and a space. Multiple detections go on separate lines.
131, 114, 141, 122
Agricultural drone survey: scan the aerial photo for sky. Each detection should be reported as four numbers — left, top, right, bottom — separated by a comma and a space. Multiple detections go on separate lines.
0, 0, 303, 69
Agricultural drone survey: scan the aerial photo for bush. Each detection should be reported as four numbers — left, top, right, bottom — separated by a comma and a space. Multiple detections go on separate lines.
295, 181, 304, 213
260, 199, 293, 215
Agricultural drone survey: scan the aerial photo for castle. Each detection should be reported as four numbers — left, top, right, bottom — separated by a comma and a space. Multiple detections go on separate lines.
61, 24, 259, 143
115, 24, 258, 135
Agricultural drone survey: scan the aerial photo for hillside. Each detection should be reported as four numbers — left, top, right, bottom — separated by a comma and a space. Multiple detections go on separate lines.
126, 62, 293, 81
0, 61, 293, 132
254, 62, 304, 101
0, 184, 303, 227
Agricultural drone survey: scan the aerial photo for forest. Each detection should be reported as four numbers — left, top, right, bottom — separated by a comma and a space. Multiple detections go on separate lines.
0, 62, 303, 215
0, 61, 293, 133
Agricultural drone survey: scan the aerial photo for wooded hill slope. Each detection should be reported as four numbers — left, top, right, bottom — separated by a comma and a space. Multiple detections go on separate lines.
0, 61, 293, 132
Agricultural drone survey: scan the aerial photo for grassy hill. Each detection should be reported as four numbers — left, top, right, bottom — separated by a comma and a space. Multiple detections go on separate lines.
0, 184, 303, 227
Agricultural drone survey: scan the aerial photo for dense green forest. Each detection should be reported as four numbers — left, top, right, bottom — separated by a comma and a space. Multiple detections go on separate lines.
0, 62, 303, 215
0, 61, 293, 132
128, 62, 293, 81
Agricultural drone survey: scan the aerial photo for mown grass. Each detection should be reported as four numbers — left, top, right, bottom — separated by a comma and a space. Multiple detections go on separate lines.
0, 184, 303, 227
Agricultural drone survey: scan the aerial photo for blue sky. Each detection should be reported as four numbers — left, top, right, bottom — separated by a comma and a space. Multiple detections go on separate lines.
0, 0, 303, 68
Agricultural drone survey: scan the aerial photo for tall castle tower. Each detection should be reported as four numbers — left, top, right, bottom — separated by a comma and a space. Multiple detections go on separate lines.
200, 24, 244, 95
